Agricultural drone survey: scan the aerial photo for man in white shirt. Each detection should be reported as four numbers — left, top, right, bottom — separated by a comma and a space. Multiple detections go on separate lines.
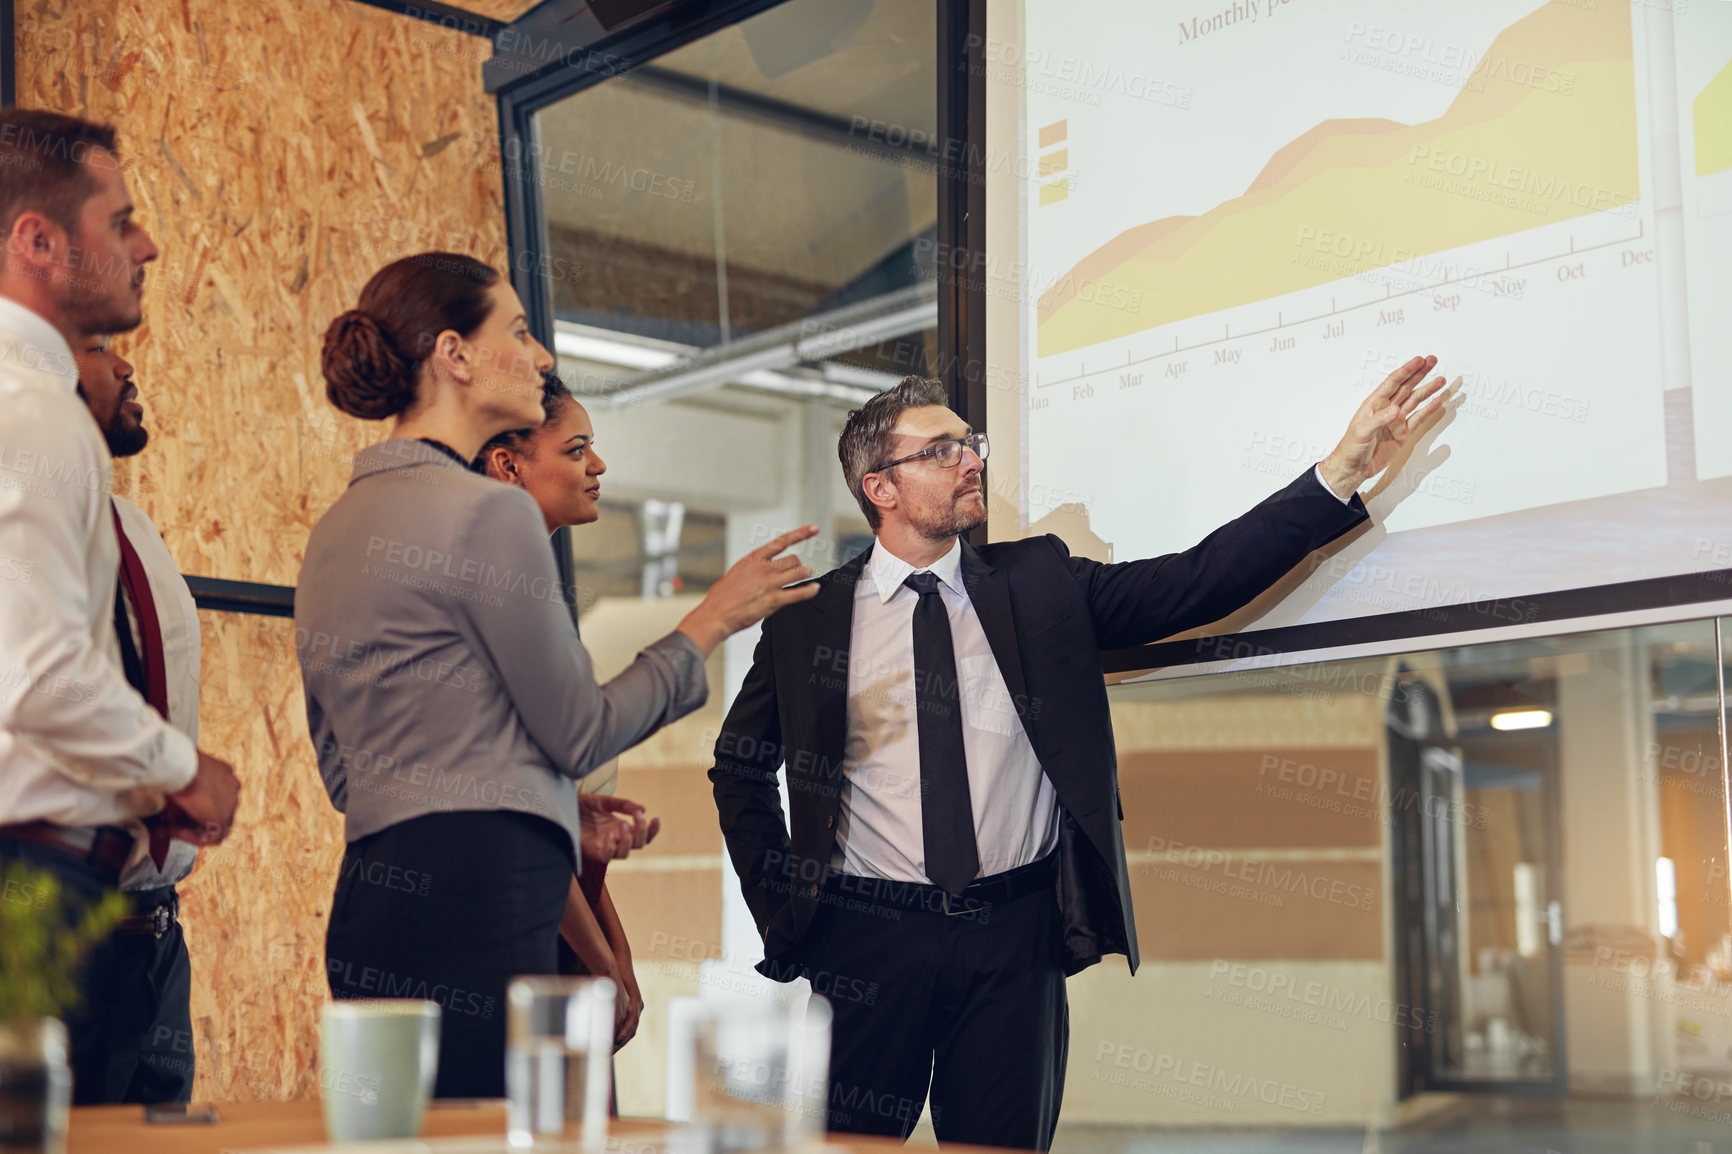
64, 334, 204, 1101
0, 108, 240, 1101
711, 362, 1449, 1149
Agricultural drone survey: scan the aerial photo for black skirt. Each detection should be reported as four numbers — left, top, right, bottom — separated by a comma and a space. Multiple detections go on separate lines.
325, 809, 574, 1098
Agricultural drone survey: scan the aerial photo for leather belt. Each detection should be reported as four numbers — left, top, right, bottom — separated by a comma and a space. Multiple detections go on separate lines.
0, 821, 132, 874
115, 889, 179, 939
823, 853, 1058, 918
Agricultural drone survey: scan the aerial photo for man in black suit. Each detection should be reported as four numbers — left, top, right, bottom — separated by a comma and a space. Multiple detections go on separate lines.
709, 355, 1449, 1150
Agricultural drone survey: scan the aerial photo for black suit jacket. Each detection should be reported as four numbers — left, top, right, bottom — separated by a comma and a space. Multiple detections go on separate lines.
708, 468, 1367, 979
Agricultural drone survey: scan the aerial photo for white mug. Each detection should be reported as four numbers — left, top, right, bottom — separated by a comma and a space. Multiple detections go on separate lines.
319, 999, 441, 1142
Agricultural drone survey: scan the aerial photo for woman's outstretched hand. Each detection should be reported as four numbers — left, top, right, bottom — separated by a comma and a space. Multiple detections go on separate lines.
677, 525, 823, 657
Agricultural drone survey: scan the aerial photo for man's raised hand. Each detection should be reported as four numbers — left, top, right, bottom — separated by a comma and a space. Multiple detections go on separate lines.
1317, 355, 1456, 499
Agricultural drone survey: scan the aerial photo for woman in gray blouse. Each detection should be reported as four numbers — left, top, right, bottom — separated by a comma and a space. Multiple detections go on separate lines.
297, 252, 818, 1098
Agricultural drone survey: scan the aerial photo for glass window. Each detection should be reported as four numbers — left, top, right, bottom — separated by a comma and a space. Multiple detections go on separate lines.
530, 0, 937, 586
1079, 619, 1731, 1135
522, 1, 938, 1119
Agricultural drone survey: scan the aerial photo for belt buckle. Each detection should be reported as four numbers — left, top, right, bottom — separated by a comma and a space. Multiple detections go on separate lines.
941, 890, 972, 917
149, 904, 172, 939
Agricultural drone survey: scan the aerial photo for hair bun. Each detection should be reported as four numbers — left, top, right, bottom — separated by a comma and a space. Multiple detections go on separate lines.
321, 309, 415, 420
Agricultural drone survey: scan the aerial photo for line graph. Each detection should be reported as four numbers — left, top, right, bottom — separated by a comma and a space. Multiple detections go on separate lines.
1035, 0, 1638, 357
1035, 222, 1643, 390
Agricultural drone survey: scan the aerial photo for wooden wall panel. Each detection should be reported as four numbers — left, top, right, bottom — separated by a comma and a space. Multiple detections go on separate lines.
179, 611, 344, 1102
1132, 858, 1385, 961
1111, 694, 1387, 962
1119, 748, 1382, 852
1654, 726, 1730, 970
1108, 691, 1386, 750
15, 0, 510, 1103
18, 0, 509, 587
608, 867, 726, 980
1463, 788, 1524, 965
610, 763, 725, 858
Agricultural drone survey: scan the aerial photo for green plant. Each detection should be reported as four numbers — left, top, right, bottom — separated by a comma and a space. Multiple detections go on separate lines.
0, 862, 127, 1021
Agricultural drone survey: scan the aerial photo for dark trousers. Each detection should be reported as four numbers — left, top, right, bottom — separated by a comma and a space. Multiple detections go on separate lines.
0, 838, 194, 1105
798, 869, 1069, 1151
325, 810, 573, 1099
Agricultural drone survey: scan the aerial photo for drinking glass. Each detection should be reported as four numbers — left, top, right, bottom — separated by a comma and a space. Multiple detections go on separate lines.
506, 976, 615, 1150
676, 995, 832, 1154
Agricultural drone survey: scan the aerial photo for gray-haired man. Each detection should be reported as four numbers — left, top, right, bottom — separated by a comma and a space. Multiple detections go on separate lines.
711, 359, 1447, 1148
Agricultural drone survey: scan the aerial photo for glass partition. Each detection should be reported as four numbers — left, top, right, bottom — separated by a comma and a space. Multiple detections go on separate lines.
519, 0, 938, 1120
506, 6, 1732, 1142
1065, 619, 1732, 1149
525, 0, 938, 603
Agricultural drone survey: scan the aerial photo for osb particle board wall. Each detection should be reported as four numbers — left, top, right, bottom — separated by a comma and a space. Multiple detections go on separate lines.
182, 611, 335, 1100
18, 0, 509, 586
18, 0, 510, 1101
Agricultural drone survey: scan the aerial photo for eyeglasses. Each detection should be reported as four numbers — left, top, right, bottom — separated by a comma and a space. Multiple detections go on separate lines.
871, 433, 989, 474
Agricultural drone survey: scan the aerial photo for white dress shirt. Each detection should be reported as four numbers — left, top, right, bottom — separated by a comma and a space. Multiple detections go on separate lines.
112, 495, 201, 889
833, 538, 1058, 884
1313, 463, 1353, 505
0, 295, 196, 861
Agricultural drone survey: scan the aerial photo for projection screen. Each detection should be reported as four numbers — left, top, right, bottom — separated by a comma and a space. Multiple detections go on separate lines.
981, 0, 1732, 673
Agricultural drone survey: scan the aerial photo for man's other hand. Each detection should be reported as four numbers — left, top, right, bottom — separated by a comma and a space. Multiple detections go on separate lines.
161, 749, 241, 845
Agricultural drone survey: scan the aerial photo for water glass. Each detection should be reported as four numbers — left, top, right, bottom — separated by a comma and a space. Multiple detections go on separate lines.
506, 976, 615, 1150
0, 1018, 69, 1154
677, 995, 832, 1154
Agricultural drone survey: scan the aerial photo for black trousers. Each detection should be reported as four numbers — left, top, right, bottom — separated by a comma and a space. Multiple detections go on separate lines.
0, 838, 194, 1105
798, 867, 1069, 1151
325, 810, 573, 1099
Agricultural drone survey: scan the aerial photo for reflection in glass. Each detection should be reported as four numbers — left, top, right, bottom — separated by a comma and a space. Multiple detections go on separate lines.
1077, 619, 1732, 1139
528, 0, 938, 595
533, 0, 938, 398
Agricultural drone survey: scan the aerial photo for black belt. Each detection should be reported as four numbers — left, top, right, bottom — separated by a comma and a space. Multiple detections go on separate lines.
0, 822, 132, 874
823, 853, 1057, 918
115, 887, 180, 939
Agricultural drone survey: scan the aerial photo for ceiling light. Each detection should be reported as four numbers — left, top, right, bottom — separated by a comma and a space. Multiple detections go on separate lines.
1489, 709, 1553, 731
553, 326, 679, 370
551, 289, 922, 407
602, 281, 936, 407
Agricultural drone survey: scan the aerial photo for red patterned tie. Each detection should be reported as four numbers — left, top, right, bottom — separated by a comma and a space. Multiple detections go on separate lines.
112, 501, 176, 870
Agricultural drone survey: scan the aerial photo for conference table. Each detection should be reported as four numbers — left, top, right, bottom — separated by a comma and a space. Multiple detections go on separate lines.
67, 1101, 979, 1153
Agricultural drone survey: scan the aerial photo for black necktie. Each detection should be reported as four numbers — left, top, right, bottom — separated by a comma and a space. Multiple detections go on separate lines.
904, 571, 979, 895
